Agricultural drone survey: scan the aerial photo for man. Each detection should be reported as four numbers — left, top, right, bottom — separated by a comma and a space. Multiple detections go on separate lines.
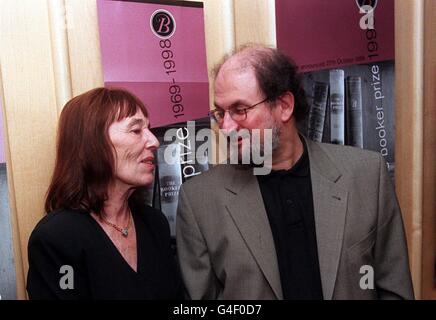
176, 44, 414, 299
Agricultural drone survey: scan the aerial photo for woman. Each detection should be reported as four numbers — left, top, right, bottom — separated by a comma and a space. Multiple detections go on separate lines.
27, 87, 184, 299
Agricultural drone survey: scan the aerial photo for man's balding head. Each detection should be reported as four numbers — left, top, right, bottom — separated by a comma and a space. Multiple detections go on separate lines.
214, 44, 309, 124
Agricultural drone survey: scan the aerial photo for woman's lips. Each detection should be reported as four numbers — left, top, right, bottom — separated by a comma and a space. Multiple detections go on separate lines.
140, 156, 155, 167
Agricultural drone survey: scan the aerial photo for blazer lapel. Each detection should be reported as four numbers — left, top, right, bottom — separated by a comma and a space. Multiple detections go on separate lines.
306, 139, 348, 300
221, 137, 348, 301
224, 165, 283, 300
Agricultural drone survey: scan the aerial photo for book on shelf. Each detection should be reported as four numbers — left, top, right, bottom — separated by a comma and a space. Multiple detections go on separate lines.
307, 81, 329, 142
345, 76, 363, 148
329, 69, 345, 145
149, 118, 211, 238
157, 144, 183, 238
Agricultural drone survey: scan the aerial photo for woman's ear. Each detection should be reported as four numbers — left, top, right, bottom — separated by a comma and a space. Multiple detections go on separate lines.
277, 92, 295, 122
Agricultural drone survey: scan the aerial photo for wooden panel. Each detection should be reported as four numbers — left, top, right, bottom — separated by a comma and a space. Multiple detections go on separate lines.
395, 0, 424, 299
233, 0, 276, 47
203, 0, 235, 72
0, 0, 60, 299
65, 0, 104, 96
422, 0, 436, 300
48, 0, 73, 110
202, 0, 235, 163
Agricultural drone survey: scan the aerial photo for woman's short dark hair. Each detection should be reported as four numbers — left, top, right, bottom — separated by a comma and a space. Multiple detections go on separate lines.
214, 44, 309, 123
45, 87, 148, 215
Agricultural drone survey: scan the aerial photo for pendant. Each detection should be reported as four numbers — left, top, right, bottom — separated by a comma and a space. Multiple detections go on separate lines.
121, 229, 129, 237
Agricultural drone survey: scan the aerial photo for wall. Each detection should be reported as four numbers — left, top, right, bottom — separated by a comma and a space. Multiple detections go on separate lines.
395, 0, 436, 299
421, 0, 436, 300
0, 0, 433, 299
0, 95, 16, 299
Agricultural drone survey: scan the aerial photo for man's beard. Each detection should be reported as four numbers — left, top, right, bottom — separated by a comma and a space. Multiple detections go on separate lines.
228, 117, 281, 165
247, 121, 281, 158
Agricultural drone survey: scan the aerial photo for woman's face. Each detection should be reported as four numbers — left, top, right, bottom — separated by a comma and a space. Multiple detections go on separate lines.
108, 109, 159, 190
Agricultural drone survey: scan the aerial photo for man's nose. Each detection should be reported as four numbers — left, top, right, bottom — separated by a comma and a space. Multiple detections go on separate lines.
220, 111, 239, 135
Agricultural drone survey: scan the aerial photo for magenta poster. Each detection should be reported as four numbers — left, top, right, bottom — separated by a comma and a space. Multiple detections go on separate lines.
275, 0, 394, 72
276, 0, 396, 179
97, 0, 209, 128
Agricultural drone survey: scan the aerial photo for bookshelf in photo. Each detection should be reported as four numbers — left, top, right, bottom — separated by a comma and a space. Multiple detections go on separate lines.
301, 61, 395, 178
275, 0, 396, 179
149, 118, 211, 238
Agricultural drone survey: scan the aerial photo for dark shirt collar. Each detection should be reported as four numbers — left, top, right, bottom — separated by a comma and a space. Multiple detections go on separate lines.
259, 136, 309, 180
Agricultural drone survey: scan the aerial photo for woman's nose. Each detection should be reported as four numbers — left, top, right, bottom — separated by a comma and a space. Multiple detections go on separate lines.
144, 129, 160, 150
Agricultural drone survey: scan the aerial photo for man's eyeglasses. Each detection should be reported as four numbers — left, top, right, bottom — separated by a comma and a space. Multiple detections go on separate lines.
209, 97, 270, 124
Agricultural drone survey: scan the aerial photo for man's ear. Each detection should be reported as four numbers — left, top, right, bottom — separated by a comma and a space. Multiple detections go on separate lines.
277, 92, 295, 122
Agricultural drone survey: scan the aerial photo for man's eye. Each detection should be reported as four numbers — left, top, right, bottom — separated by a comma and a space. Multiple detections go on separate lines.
131, 129, 141, 134
233, 108, 246, 115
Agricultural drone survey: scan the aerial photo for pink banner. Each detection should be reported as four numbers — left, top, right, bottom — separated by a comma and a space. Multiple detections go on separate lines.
276, 0, 394, 72
97, 0, 209, 128
105, 81, 209, 127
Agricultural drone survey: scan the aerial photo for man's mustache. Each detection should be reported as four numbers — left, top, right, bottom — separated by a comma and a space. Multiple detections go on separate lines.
225, 130, 251, 142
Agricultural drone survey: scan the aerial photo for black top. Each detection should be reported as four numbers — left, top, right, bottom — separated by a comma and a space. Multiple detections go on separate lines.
257, 139, 323, 300
27, 201, 184, 300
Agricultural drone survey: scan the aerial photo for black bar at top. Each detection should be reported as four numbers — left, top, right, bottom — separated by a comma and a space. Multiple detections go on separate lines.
110, 0, 203, 8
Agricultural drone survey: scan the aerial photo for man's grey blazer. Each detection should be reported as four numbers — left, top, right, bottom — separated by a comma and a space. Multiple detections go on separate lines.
176, 139, 414, 299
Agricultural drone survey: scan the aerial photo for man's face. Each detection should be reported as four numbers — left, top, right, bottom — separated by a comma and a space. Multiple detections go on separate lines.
214, 66, 281, 161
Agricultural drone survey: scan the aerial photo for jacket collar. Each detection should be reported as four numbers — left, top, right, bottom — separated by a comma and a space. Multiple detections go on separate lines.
223, 137, 348, 300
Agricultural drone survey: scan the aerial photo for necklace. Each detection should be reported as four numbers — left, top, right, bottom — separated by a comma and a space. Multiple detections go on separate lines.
100, 211, 132, 238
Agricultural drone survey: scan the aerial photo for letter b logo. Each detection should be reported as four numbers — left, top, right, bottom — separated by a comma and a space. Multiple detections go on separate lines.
150, 9, 176, 39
